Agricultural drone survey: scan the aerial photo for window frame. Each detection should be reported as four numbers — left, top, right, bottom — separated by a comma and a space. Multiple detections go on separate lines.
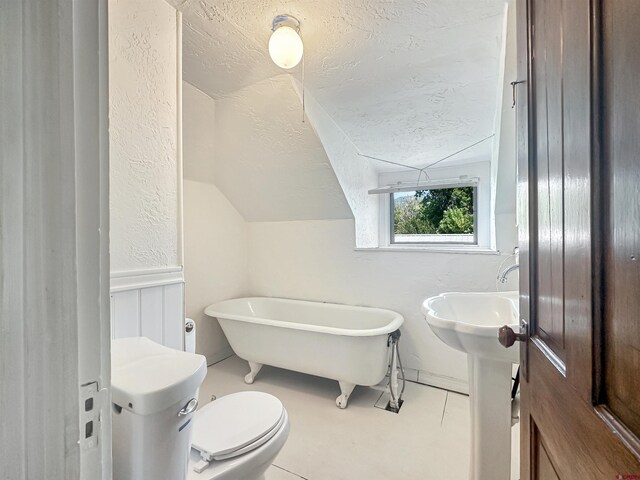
388, 184, 479, 246
377, 161, 493, 251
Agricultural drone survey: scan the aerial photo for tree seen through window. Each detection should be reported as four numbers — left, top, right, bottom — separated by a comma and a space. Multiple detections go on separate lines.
392, 186, 475, 243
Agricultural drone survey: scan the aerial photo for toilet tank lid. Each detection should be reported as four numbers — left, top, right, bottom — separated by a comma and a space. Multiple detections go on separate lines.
111, 337, 207, 416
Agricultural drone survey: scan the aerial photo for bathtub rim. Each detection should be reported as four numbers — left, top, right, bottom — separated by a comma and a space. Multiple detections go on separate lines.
204, 296, 404, 338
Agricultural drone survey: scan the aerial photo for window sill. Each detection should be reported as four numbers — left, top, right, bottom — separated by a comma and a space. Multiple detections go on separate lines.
354, 246, 500, 255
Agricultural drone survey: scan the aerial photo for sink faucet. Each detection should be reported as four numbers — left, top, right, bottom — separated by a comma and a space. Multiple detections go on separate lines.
498, 263, 519, 284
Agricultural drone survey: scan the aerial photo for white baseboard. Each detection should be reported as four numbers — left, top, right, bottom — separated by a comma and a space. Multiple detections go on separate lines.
401, 366, 420, 383
416, 370, 469, 395
205, 347, 235, 367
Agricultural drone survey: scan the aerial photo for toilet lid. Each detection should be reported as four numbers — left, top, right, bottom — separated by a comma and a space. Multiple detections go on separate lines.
191, 392, 285, 461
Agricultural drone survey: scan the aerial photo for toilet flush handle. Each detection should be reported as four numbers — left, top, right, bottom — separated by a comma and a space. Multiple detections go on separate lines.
178, 398, 198, 417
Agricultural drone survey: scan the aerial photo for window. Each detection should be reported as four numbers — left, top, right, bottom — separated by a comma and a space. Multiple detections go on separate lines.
390, 186, 477, 245
374, 162, 491, 250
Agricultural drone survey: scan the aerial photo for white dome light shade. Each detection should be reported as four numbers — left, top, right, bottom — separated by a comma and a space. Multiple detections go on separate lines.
268, 26, 303, 69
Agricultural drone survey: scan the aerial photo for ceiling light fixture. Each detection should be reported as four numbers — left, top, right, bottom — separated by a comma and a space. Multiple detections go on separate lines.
269, 14, 303, 69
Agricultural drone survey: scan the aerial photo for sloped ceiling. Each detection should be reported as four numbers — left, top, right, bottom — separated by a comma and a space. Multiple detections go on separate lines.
212, 75, 353, 222
170, 0, 506, 171
170, 0, 507, 223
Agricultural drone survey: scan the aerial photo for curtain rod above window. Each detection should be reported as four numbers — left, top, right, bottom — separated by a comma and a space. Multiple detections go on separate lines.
368, 176, 479, 195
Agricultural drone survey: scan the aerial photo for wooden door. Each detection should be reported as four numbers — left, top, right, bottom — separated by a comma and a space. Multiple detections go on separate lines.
515, 0, 640, 478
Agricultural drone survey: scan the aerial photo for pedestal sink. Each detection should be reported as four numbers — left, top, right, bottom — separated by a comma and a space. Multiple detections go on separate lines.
421, 291, 519, 480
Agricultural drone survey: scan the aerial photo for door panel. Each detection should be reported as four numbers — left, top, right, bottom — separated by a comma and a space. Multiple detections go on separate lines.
527, 346, 639, 478
518, 0, 640, 478
531, 0, 566, 364
535, 433, 561, 480
560, 0, 593, 401
602, 0, 640, 442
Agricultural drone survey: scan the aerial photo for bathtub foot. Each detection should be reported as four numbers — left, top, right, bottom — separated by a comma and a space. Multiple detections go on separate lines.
244, 362, 263, 384
336, 382, 356, 409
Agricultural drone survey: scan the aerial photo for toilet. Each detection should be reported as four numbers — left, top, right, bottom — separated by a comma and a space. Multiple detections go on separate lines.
111, 337, 290, 480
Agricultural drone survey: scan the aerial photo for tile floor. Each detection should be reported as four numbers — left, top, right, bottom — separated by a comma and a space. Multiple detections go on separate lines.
198, 356, 520, 480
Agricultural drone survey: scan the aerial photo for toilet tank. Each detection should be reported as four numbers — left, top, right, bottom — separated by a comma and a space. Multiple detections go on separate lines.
111, 337, 207, 480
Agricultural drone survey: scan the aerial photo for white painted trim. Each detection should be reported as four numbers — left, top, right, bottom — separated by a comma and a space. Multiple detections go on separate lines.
111, 266, 183, 278
110, 267, 185, 293
74, 0, 111, 477
417, 370, 469, 395
383, 367, 468, 395
96, 0, 112, 477
176, 10, 185, 268
355, 247, 500, 255
206, 347, 235, 367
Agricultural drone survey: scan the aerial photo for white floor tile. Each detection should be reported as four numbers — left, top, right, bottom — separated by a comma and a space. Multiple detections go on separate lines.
199, 356, 520, 480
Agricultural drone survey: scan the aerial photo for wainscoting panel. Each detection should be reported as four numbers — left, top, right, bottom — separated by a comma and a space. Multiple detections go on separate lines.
162, 283, 184, 351
110, 268, 185, 351
111, 289, 139, 339
140, 287, 163, 342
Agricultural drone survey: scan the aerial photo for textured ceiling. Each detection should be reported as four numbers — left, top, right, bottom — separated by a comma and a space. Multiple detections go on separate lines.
169, 0, 506, 171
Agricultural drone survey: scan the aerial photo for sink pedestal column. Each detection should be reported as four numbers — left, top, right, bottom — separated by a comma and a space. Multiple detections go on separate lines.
467, 355, 513, 480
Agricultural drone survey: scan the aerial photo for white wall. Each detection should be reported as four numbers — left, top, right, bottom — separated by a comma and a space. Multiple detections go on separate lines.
108, 0, 185, 350
183, 82, 216, 185
184, 180, 250, 363
183, 82, 250, 364
248, 219, 518, 392
109, 0, 180, 273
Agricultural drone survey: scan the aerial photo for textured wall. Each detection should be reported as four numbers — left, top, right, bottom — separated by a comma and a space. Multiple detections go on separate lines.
109, 0, 180, 272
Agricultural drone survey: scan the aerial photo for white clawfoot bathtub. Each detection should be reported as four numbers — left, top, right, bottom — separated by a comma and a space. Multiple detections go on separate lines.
204, 297, 404, 408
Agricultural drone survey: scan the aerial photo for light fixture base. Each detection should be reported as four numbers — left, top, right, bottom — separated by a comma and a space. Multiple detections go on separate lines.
272, 14, 300, 33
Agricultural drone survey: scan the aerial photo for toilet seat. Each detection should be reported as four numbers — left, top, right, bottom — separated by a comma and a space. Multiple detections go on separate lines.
190, 391, 285, 472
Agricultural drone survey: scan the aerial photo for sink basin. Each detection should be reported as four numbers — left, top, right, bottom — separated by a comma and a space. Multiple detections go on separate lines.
421, 291, 519, 363
421, 291, 520, 480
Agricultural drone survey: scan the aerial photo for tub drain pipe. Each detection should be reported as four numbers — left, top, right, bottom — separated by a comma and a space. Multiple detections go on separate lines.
387, 329, 406, 413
